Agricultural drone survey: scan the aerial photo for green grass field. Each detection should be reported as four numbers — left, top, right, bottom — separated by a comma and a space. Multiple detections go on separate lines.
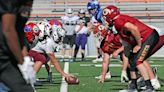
36, 58, 164, 92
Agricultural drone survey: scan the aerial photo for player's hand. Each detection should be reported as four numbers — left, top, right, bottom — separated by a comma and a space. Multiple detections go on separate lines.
18, 56, 36, 84
121, 70, 129, 83
98, 75, 105, 83
133, 45, 141, 53
64, 73, 75, 80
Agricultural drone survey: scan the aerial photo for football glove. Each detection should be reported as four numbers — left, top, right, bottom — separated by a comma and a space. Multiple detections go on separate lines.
18, 56, 36, 84
121, 70, 129, 83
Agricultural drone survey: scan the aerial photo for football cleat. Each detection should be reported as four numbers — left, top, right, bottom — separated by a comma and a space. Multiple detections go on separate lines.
95, 72, 111, 79
119, 81, 138, 92
119, 89, 138, 92
92, 57, 103, 63
140, 88, 155, 92
137, 77, 146, 90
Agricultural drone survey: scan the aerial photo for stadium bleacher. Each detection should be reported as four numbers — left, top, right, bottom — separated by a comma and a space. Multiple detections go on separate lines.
31, 0, 164, 18
30, 0, 164, 31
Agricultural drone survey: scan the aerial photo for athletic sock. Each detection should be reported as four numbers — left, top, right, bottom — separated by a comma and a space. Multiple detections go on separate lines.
130, 79, 137, 89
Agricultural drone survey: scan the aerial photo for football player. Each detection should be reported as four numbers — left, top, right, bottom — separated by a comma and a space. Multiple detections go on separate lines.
73, 9, 91, 62
102, 5, 163, 92
60, 8, 79, 62
87, 0, 104, 63
28, 20, 74, 81
93, 24, 130, 82
87, 0, 113, 79
24, 21, 54, 83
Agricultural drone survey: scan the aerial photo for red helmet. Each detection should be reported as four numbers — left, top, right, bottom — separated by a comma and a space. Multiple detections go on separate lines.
49, 19, 63, 28
93, 24, 109, 43
102, 5, 120, 25
24, 22, 40, 42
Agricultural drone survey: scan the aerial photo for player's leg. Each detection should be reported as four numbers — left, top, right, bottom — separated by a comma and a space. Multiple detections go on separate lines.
73, 35, 80, 61
143, 60, 161, 90
45, 60, 53, 83
28, 50, 46, 73
80, 34, 87, 61
61, 36, 69, 62
0, 62, 34, 92
151, 35, 164, 55
69, 35, 75, 62
95, 53, 111, 80
132, 31, 159, 91
92, 38, 103, 63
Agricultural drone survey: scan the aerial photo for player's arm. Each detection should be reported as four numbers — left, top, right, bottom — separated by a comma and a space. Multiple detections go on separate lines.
124, 22, 141, 53
112, 46, 124, 58
47, 52, 71, 78
99, 53, 110, 83
2, 13, 23, 64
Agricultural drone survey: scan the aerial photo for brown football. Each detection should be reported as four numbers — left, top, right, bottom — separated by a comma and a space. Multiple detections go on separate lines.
65, 76, 80, 84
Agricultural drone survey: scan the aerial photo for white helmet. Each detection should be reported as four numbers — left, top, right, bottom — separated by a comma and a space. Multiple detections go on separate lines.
51, 27, 66, 42
67, 8, 73, 14
37, 22, 45, 39
56, 27, 66, 37
51, 30, 59, 42
37, 21, 52, 37
66, 8, 73, 17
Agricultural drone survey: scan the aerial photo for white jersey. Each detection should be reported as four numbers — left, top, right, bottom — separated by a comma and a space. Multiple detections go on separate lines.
75, 25, 88, 34
61, 15, 79, 35
31, 37, 62, 53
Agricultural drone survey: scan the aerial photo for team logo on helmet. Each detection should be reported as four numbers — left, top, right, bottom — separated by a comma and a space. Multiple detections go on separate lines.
103, 8, 111, 16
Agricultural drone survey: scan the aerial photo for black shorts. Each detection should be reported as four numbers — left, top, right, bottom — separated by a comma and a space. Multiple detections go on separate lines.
124, 30, 159, 70
63, 35, 75, 48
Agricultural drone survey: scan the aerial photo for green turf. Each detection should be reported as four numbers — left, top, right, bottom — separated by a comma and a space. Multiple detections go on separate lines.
36, 59, 164, 92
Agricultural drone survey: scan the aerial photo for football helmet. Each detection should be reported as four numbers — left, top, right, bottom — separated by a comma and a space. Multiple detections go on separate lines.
87, 0, 100, 15
37, 21, 52, 39
93, 24, 108, 43
49, 19, 66, 38
102, 5, 120, 26
49, 19, 63, 28
24, 22, 40, 42
51, 27, 66, 42
78, 9, 85, 14
51, 30, 59, 42
66, 8, 73, 17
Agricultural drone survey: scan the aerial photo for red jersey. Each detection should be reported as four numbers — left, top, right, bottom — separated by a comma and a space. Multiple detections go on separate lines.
101, 34, 122, 55
114, 14, 154, 44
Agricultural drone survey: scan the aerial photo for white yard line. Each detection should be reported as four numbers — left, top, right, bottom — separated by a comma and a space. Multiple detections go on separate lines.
80, 64, 163, 67
60, 62, 69, 92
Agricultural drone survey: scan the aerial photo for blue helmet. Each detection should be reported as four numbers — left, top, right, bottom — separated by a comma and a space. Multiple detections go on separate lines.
87, 0, 100, 15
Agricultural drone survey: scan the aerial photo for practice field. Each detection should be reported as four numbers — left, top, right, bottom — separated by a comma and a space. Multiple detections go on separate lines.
36, 58, 164, 92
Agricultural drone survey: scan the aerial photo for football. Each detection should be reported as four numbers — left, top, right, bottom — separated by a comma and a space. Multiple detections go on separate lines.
65, 76, 80, 84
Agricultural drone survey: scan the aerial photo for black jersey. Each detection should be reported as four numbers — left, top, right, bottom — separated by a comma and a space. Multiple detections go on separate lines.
0, 0, 33, 67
